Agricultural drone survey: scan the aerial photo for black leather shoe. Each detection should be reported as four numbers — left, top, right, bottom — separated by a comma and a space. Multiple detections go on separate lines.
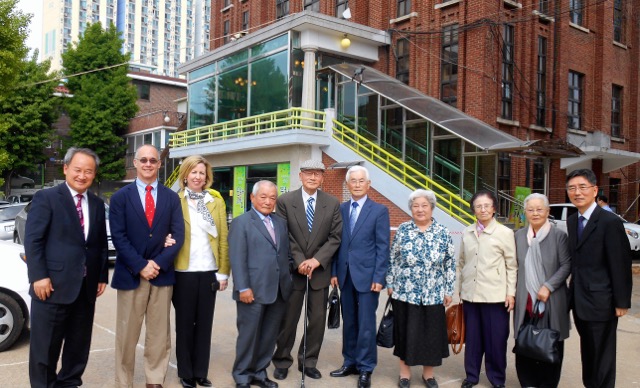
195, 377, 212, 387
461, 380, 476, 388
422, 376, 438, 388
398, 377, 411, 388
250, 377, 278, 388
298, 365, 322, 379
180, 378, 196, 388
236, 384, 250, 388
358, 371, 372, 388
330, 365, 359, 377
492, 385, 505, 388
273, 368, 288, 380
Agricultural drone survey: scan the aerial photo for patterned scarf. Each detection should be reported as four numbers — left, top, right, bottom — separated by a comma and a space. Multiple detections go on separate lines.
187, 189, 217, 237
525, 220, 551, 313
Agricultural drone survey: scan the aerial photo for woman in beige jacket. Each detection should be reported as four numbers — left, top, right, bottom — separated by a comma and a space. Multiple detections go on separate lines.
172, 155, 230, 388
457, 190, 517, 388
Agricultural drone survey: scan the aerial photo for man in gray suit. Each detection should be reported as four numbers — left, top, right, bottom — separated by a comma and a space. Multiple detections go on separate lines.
229, 180, 293, 388
272, 160, 342, 380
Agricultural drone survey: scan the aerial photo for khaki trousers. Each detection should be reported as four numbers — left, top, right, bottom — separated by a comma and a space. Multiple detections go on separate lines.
115, 279, 173, 388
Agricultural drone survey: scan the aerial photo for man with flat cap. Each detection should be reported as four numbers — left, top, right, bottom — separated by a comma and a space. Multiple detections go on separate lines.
272, 160, 342, 380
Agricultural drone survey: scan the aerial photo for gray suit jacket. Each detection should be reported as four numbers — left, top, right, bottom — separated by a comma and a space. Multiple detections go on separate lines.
514, 226, 571, 340
276, 188, 342, 290
229, 209, 292, 304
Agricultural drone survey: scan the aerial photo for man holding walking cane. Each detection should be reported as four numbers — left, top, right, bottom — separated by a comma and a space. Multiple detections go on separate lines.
272, 160, 342, 382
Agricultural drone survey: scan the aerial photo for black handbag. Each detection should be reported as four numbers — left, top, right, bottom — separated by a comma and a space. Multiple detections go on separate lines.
514, 300, 561, 364
376, 298, 394, 348
327, 287, 341, 329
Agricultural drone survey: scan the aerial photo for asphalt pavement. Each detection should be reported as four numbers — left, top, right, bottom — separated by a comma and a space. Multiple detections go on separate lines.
1, 269, 639, 387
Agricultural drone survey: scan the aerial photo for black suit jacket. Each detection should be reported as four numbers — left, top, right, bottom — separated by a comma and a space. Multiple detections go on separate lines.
275, 188, 342, 290
567, 205, 632, 321
25, 184, 109, 304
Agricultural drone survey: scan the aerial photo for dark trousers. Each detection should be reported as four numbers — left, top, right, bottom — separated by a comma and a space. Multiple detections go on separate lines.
29, 281, 95, 388
172, 271, 218, 380
233, 291, 287, 384
340, 271, 380, 372
463, 302, 510, 386
515, 340, 564, 388
273, 285, 329, 369
573, 312, 618, 388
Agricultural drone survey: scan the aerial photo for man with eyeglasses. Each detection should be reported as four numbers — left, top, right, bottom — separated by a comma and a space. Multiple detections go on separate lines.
565, 168, 631, 388
110, 144, 185, 388
272, 159, 342, 382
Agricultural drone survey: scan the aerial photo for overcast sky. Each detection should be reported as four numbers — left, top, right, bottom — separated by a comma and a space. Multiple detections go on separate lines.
16, 0, 43, 56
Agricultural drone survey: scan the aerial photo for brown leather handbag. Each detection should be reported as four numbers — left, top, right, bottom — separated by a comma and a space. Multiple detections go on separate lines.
446, 303, 465, 354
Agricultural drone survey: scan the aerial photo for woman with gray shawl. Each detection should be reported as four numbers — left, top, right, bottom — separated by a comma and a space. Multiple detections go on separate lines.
514, 193, 571, 387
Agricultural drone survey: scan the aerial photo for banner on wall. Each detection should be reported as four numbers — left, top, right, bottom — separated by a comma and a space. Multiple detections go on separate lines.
233, 166, 247, 217
509, 186, 531, 229
277, 163, 290, 196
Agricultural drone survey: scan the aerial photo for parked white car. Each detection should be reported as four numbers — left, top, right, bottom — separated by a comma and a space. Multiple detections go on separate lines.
0, 240, 30, 351
549, 203, 640, 257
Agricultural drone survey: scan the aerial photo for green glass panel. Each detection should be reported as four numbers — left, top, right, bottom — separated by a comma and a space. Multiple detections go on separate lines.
218, 65, 249, 122
189, 63, 215, 81
250, 51, 289, 115
188, 77, 215, 129
251, 34, 288, 57
218, 50, 249, 72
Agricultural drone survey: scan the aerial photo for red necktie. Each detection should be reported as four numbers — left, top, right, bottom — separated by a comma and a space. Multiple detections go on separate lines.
145, 185, 155, 227
76, 194, 84, 229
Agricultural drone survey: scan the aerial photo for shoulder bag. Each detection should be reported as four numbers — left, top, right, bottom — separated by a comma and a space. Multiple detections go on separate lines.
376, 298, 394, 348
513, 300, 561, 364
446, 302, 465, 355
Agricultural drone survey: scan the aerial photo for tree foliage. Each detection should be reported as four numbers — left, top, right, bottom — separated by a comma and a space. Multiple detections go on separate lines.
0, 51, 58, 191
62, 22, 139, 183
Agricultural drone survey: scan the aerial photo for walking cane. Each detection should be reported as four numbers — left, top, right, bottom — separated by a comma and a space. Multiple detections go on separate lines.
300, 275, 310, 388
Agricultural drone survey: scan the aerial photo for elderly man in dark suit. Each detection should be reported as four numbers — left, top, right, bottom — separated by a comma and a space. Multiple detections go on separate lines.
26, 147, 109, 388
272, 160, 342, 380
229, 180, 292, 388
110, 144, 184, 388
566, 168, 632, 388
330, 166, 390, 388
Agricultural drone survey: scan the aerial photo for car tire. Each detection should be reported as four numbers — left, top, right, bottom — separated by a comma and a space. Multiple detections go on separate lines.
13, 232, 21, 245
0, 292, 25, 352
20, 183, 33, 189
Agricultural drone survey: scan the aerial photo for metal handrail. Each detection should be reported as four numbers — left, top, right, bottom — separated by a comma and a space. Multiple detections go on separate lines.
165, 165, 181, 188
332, 119, 473, 225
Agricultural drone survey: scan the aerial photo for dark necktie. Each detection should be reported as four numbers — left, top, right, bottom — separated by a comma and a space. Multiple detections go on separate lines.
577, 215, 585, 240
349, 202, 359, 233
76, 194, 84, 230
145, 185, 155, 227
306, 197, 314, 232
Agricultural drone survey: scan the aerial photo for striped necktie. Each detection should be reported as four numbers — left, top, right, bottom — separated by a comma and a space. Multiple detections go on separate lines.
350, 202, 359, 233
306, 197, 314, 232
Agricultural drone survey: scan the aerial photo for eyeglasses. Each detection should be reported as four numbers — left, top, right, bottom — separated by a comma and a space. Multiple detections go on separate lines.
136, 158, 159, 165
566, 185, 594, 193
301, 170, 323, 177
525, 208, 546, 214
474, 204, 493, 211
348, 179, 367, 186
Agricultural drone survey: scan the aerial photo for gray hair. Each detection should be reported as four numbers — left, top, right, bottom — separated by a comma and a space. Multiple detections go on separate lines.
64, 147, 100, 167
345, 165, 370, 182
252, 180, 277, 196
408, 189, 436, 210
135, 144, 160, 159
523, 193, 550, 208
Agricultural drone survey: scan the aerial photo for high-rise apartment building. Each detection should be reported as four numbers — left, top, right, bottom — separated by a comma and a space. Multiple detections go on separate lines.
41, 0, 211, 77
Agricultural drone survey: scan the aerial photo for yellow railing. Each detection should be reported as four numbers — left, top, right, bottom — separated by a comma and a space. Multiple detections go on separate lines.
170, 108, 326, 148
332, 120, 474, 225
164, 165, 181, 188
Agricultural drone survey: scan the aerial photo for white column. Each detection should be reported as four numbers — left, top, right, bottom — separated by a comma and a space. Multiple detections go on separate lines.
300, 47, 317, 119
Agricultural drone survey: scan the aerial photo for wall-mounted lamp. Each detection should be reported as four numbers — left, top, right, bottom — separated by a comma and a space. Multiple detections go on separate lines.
340, 34, 351, 49
163, 111, 170, 123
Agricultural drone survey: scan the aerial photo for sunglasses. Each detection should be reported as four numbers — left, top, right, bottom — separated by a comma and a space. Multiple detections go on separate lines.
136, 158, 159, 165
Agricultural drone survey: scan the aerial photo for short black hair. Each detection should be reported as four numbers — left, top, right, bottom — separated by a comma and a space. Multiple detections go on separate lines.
598, 195, 608, 203
470, 189, 498, 216
566, 168, 597, 185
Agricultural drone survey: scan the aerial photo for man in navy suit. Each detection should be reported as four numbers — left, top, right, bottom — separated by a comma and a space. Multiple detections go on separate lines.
566, 169, 632, 387
110, 144, 184, 388
26, 147, 109, 388
229, 180, 293, 388
330, 165, 390, 388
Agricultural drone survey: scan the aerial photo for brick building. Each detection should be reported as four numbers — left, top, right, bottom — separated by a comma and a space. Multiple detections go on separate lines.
172, 0, 640, 237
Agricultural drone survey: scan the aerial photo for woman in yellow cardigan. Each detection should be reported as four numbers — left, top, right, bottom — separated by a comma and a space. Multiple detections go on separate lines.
172, 155, 229, 388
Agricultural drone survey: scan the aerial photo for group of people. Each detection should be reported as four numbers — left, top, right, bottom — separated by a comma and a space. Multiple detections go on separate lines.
23, 142, 632, 388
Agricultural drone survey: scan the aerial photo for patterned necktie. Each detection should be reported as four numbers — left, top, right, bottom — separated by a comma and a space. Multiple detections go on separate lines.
350, 202, 359, 233
76, 194, 84, 229
306, 197, 315, 232
264, 216, 276, 244
145, 185, 155, 227
577, 215, 585, 240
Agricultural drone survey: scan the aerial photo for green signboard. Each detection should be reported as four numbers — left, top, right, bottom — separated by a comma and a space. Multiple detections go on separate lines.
232, 166, 247, 217
510, 186, 532, 229
277, 163, 290, 196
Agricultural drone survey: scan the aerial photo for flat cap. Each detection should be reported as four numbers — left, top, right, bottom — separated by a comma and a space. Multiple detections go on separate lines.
299, 159, 326, 171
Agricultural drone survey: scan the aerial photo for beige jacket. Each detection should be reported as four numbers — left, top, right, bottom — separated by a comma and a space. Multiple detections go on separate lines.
457, 218, 517, 302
